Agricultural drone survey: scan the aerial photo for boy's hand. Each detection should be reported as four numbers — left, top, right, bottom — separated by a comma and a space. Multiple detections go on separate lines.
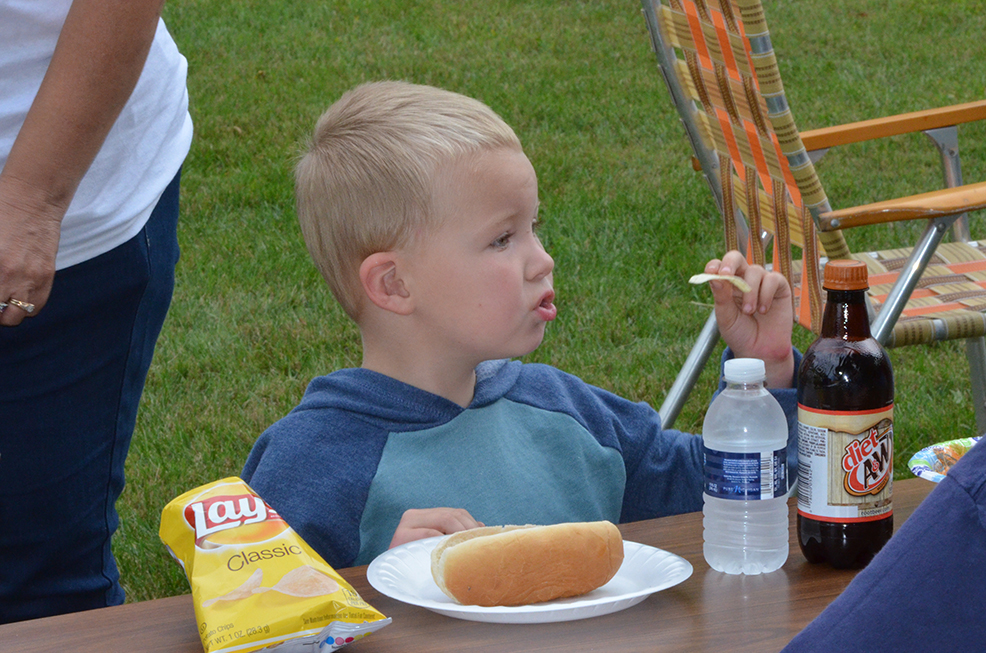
388, 508, 484, 549
703, 251, 795, 388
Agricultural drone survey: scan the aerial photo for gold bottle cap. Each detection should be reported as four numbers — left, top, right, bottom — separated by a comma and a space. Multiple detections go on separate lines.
823, 259, 869, 291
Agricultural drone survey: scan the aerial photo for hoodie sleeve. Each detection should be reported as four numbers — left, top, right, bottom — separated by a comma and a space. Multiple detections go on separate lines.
513, 348, 801, 524
716, 347, 803, 494
614, 346, 800, 521
509, 363, 706, 522
242, 408, 387, 569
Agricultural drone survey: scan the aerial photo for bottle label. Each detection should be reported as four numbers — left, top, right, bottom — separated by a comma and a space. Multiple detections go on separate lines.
703, 446, 787, 500
797, 404, 893, 522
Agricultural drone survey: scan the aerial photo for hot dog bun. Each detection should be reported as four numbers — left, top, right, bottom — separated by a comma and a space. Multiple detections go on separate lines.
430, 521, 624, 606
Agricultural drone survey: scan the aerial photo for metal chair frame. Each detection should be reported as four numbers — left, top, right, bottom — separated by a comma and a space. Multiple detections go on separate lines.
641, 0, 986, 431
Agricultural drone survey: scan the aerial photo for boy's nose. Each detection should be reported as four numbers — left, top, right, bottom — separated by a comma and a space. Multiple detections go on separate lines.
528, 239, 554, 281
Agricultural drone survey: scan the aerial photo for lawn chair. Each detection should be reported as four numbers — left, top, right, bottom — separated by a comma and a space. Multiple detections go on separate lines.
641, 0, 986, 430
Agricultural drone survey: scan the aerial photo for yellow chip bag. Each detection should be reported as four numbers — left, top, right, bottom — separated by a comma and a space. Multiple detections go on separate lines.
160, 477, 390, 652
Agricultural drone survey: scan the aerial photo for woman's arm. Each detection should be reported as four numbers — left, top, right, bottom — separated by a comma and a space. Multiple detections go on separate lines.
0, 0, 165, 325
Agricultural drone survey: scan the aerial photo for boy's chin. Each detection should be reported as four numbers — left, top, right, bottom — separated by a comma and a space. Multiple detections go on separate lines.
482, 326, 549, 363
510, 333, 548, 359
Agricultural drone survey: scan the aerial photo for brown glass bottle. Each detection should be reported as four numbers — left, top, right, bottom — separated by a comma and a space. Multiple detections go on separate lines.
797, 260, 894, 569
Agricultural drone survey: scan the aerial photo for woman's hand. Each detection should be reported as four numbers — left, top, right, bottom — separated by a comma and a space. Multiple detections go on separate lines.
0, 175, 63, 326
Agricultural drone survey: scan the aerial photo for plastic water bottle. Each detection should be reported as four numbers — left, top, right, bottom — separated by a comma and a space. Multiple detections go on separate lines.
702, 358, 789, 574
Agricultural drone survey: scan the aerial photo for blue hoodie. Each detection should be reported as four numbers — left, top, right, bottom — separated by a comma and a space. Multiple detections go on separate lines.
243, 354, 799, 568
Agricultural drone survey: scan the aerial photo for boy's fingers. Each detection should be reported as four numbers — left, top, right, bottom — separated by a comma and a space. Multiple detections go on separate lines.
389, 508, 484, 549
703, 258, 723, 274
719, 250, 748, 274
720, 266, 762, 315
401, 507, 482, 533
700, 252, 792, 316
760, 272, 793, 311
444, 512, 483, 533
757, 273, 780, 313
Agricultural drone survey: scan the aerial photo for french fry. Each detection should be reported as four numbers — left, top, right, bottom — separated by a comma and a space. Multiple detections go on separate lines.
688, 273, 752, 293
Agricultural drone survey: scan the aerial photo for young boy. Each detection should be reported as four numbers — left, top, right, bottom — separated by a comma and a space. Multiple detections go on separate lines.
242, 81, 799, 569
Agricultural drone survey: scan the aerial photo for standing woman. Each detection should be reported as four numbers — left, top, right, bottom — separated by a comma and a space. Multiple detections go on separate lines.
0, 0, 192, 622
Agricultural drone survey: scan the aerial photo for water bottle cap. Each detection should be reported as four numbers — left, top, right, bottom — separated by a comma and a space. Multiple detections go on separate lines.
823, 259, 869, 290
723, 358, 766, 383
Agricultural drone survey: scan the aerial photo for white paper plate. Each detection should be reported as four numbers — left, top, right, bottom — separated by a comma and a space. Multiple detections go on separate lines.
366, 536, 692, 624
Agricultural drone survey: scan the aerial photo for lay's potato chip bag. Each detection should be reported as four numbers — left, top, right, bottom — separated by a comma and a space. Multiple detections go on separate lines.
160, 478, 390, 652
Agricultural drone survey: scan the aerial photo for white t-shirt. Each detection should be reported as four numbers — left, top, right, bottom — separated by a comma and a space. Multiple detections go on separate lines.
0, 0, 193, 269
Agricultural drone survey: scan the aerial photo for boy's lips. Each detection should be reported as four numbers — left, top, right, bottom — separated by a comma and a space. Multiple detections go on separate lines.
536, 290, 557, 322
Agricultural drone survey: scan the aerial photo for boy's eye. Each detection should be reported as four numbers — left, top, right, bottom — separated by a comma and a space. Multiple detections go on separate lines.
491, 233, 512, 250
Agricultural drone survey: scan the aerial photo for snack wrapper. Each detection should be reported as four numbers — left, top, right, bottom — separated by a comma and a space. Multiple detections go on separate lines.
160, 477, 390, 652
908, 436, 982, 483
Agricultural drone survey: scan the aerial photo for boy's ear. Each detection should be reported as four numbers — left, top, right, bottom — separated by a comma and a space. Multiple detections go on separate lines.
359, 252, 413, 315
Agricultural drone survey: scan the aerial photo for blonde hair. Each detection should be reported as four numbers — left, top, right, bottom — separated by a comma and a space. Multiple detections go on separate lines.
295, 81, 522, 320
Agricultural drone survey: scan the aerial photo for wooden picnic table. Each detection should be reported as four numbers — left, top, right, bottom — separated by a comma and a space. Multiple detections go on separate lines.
1, 478, 935, 653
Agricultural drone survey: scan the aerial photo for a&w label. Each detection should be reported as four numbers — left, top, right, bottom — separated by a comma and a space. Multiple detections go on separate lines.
797, 405, 893, 523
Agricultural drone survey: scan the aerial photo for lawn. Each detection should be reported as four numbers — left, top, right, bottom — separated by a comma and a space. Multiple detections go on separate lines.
117, 0, 986, 601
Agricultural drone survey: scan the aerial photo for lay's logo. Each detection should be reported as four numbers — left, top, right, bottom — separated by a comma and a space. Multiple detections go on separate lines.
841, 418, 892, 497
183, 494, 289, 549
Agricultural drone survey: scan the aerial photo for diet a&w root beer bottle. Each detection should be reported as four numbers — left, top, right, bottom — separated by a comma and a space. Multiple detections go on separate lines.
797, 259, 894, 569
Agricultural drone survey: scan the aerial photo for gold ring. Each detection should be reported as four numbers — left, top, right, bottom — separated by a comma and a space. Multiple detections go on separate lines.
8, 298, 35, 314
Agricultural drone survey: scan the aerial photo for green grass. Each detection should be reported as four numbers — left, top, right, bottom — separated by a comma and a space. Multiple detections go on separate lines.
117, 0, 986, 601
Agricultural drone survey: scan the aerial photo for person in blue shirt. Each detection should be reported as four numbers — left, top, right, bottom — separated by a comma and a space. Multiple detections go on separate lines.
782, 437, 986, 652
242, 80, 798, 569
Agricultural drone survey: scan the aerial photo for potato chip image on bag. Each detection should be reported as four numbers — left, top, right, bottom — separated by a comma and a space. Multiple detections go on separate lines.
202, 568, 264, 607
160, 477, 390, 653
256, 565, 341, 598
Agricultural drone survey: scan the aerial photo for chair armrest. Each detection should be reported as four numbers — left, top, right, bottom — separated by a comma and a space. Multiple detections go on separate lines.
687, 100, 986, 171
817, 181, 986, 231
801, 100, 986, 152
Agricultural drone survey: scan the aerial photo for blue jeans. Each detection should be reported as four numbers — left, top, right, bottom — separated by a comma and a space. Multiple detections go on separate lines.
0, 171, 181, 623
